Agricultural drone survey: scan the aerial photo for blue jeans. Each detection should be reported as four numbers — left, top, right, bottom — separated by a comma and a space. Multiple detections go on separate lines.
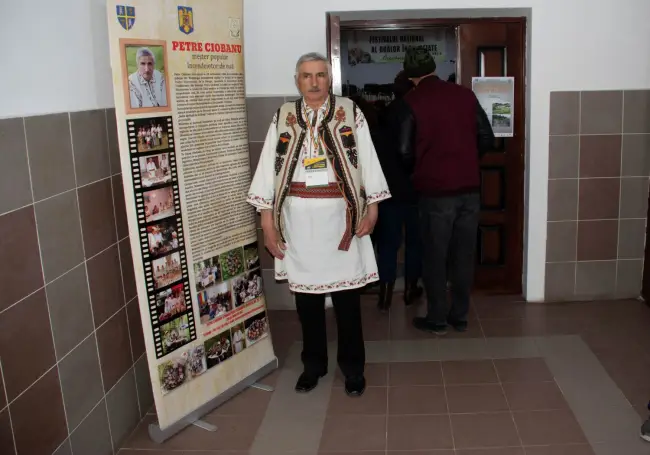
375, 201, 422, 283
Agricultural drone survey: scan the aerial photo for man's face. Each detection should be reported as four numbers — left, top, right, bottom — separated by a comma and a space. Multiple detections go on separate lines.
138, 56, 155, 81
296, 60, 330, 103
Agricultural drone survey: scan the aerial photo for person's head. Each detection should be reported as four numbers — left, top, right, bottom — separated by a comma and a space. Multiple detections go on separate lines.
136, 47, 156, 81
295, 52, 331, 105
393, 71, 415, 99
403, 46, 436, 85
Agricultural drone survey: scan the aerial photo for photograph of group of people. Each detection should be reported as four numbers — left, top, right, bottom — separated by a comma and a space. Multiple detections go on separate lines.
157, 344, 207, 395
198, 281, 232, 322
147, 220, 179, 258
155, 283, 188, 323
194, 241, 264, 325
232, 268, 263, 308
152, 252, 183, 290
136, 121, 169, 153
160, 314, 191, 356
139, 153, 171, 188
194, 256, 221, 291
144, 186, 176, 223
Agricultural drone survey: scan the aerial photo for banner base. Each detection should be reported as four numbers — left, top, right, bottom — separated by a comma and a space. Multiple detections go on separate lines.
148, 357, 278, 444
192, 420, 218, 432
250, 382, 274, 392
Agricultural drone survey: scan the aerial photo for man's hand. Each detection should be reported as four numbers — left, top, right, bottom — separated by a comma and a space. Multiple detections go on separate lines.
260, 210, 286, 259
356, 203, 378, 237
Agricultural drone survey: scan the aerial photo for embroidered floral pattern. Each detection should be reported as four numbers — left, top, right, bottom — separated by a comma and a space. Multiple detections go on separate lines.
335, 106, 346, 123
346, 148, 359, 168
246, 193, 273, 208
367, 190, 391, 203
286, 112, 297, 127
274, 155, 285, 176
338, 125, 358, 169
276, 132, 291, 156
291, 273, 379, 292
354, 107, 366, 129
274, 271, 380, 293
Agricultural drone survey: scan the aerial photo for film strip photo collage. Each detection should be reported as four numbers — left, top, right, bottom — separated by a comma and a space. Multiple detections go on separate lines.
127, 116, 197, 359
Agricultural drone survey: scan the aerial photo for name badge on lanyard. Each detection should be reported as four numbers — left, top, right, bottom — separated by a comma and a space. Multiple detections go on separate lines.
304, 157, 329, 187
304, 106, 328, 187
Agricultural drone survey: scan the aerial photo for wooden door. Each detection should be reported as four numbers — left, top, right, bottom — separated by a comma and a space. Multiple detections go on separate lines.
326, 14, 343, 96
458, 21, 526, 294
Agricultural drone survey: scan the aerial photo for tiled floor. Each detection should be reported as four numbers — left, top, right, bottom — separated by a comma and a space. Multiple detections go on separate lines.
119, 294, 650, 454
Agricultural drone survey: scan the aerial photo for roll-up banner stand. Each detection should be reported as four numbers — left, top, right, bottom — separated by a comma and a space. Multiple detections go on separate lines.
106, 0, 277, 442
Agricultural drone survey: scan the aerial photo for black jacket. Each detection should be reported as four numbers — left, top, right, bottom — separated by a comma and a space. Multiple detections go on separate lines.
375, 98, 417, 203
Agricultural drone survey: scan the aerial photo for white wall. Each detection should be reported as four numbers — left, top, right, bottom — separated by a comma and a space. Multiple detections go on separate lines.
3, 0, 650, 300
0, 0, 114, 119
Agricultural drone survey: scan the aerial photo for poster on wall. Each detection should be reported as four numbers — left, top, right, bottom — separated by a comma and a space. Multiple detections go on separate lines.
472, 77, 515, 138
107, 0, 277, 437
346, 29, 446, 65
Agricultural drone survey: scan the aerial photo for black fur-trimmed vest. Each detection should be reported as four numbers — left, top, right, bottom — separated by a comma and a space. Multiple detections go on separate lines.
272, 96, 366, 245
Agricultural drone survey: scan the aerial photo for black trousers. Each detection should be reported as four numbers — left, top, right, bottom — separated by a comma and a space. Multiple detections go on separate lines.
375, 200, 422, 283
295, 288, 365, 378
419, 193, 480, 325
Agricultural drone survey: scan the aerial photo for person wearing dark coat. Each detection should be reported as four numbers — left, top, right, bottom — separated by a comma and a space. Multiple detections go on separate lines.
373, 72, 423, 311
396, 47, 495, 334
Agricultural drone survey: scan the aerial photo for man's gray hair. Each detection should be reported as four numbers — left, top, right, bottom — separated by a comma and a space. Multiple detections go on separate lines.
294, 52, 332, 78
136, 47, 155, 64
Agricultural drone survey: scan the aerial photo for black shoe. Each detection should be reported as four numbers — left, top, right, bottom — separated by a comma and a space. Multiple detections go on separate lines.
377, 281, 394, 313
413, 317, 448, 335
344, 375, 366, 397
448, 319, 468, 332
295, 372, 325, 393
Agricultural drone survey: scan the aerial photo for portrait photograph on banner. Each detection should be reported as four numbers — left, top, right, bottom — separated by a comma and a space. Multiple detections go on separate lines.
120, 38, 172, 114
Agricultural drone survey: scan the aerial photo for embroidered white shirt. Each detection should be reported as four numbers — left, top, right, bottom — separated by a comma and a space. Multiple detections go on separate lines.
246, 98, 391, 293
128, 70, 167, 108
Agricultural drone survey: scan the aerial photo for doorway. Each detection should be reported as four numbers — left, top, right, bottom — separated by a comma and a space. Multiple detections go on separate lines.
327, 14, 527, 295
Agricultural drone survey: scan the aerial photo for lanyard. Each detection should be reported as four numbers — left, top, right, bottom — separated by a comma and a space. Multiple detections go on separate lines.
303, 103, 325, 156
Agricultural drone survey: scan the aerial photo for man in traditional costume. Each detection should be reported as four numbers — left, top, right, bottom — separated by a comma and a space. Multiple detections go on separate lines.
128, 47, 167, 109
247, 52, 391, 397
